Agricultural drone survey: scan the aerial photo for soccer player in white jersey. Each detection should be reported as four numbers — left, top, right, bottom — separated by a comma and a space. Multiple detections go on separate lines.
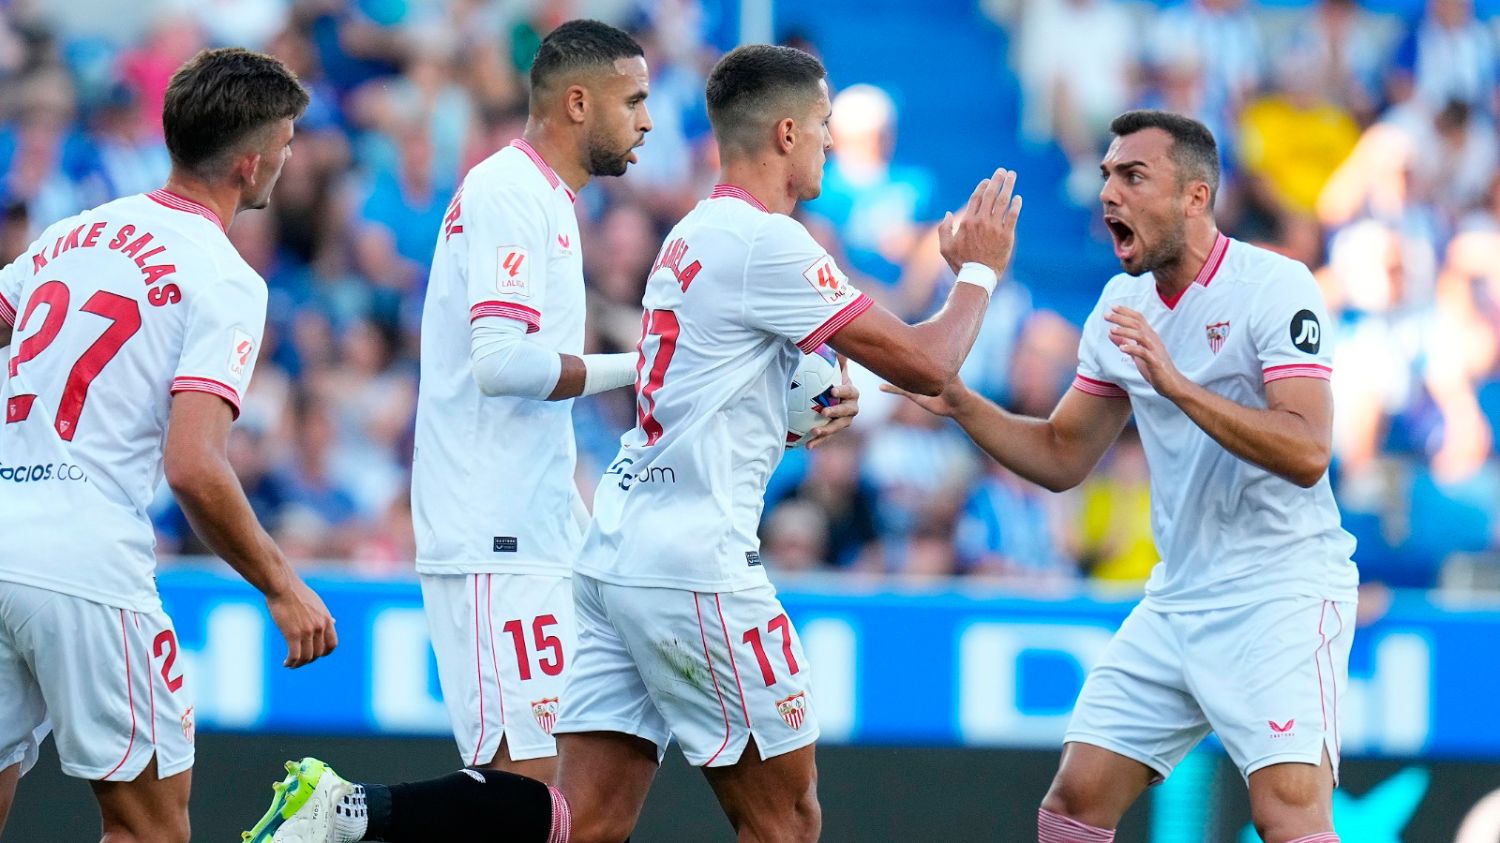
891, 111, 1356, 843
547, 45, 1021, 843
410, 18, 652, 785
0, 48, 337, 843
240, 20, 659, 843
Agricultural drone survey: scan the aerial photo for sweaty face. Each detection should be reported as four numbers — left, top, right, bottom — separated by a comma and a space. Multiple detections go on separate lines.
1099, 128, 1190, 277
793, 80, 833, 202
246, 118, 295, 210
585, 56, 652, 178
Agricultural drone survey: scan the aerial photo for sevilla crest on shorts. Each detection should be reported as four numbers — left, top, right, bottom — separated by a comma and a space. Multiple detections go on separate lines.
1205, 320, 1230, 354
776, 692, 808, 730
531, 697, 559, 735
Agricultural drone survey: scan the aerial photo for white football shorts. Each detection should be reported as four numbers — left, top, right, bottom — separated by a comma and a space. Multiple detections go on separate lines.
554, 574, 819, 767
420, 572, 574, 765
0, 581, 194, 781
1065, 595, 1355, 783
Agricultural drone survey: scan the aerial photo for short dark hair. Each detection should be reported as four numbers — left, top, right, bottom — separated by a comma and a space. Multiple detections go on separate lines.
529, 19, 644, 96
163, 48, 308, 181
1110, 109, 1220, 200
706, 45, 827, 155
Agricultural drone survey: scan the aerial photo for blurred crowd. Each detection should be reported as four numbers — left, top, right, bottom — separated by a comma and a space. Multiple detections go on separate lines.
0, 0, 1495, 589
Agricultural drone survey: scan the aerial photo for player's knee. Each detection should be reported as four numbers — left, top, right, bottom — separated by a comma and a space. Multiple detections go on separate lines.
1040, 776, 1112, 829
791, 785, 822, 843
1249, 775, 1326, 841
1039, 779, 1083, 820
728, 785, 819, 843
103, 797, 190, 843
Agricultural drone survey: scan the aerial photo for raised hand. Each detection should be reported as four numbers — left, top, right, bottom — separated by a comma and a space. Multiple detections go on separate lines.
939, 168, 1023, 276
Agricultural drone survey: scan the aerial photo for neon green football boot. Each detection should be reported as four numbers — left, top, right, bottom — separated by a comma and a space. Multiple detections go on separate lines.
242, 757, 357, 843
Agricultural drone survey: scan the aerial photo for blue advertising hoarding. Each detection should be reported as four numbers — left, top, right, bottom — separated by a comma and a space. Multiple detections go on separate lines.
160, 569, 1479, 760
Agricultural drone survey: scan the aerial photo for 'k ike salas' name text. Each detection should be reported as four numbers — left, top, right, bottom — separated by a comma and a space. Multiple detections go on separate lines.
29, 220, 183, 307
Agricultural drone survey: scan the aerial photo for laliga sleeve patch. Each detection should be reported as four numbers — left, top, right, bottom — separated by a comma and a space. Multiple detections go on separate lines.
496, 246, 531, 298
1289, 309, 1321, 354
227, 327, 254, 384
802, 255, 853, 304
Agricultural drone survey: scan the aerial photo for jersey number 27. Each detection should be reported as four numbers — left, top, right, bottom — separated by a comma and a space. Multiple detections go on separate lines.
7, 280, 141, 440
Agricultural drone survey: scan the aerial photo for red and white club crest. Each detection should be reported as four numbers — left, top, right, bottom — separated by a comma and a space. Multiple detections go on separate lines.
776, 692, 808, 731
1205, 320, 1230, 354
531, 697, 559, 735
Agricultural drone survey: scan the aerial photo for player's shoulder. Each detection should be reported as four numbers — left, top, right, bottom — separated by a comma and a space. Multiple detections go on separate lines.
465, 144, 555, 204
1095, 271, 1152, 311
747, 208, 823, 255
1217, 238, 1317, 298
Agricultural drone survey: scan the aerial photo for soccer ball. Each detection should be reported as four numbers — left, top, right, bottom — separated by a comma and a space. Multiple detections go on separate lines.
785, 347, 840, 448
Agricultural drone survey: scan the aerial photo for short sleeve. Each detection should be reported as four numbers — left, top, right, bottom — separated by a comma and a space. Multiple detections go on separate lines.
0, 252, 28, 328
742, 214, 872, 351
171, 273, 268, 419
1252, 264, 1333, 384
1072, 293, 1128, 398
459, 180, 550, 334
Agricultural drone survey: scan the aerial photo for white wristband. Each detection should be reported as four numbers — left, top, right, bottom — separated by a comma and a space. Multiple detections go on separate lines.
581, 352, 639, 396
954, 262, 998, 296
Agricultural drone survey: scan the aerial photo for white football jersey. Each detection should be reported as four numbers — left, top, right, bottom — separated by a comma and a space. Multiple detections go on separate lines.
412, 140, 586, 575
578, 186, 872, 591
0, 190, 265, 612
1074, 233, 1358, 610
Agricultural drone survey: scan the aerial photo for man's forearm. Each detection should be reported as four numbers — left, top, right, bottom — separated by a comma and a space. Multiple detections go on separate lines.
172, 460, 293, 597
1168, 381, 1329, 487
950, 391, 1080, 492
910, 282, 990, 388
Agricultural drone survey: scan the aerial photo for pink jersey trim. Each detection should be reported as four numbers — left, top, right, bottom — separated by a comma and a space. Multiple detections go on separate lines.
471, 574, 487, 767
103, 610, 139, 781
0, 291, 15, 328
1264, 363, 1332, 383
1195, 232, 1230, 287
485, 574, 508, 729
709, 184, 769, 213
1158, 232, 1230, 310
170, 376, 242, 419
146, 189, 226, 233
796, 293, 873, 353
714, 594, 752, 728
471, 300, 542, 334
1071, 374, 1128, 398
1328, 601, 1344, 766
694, 593, 734, 766
510, 139, 575, 202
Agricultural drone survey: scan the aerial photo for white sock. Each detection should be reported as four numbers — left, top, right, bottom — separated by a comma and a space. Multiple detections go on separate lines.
334, 783, 369, 843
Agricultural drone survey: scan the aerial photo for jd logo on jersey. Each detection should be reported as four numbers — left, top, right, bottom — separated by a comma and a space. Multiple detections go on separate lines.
1290, 310, 1320, 354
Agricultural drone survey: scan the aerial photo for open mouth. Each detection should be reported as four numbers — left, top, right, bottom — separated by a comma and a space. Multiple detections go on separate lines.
1105, 215, 1137, 262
